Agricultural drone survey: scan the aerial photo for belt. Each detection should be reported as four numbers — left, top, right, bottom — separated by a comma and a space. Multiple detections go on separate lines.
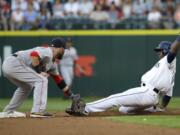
12, 54, 18, 57
153, 88, 159, 94
142, 83, 159, 94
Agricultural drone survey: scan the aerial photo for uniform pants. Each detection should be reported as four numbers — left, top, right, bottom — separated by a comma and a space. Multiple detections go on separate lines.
60, 66, 73, 86
2, 56, 48, 113
85, 86, 159, 114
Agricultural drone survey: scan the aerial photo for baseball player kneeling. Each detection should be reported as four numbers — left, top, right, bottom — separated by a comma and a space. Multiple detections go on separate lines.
0, 37, 77, 118
66, 35, 180, 116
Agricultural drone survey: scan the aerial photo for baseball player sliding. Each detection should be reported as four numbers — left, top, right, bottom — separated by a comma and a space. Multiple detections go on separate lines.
0, 37, 76, 118
66, 35, 180, 116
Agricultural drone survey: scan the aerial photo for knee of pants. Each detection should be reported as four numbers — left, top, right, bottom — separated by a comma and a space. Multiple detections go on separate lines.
37, 76, 48, 85
22, 84, 34, 91
119, 106, 138, 114
119, 106, 129, 114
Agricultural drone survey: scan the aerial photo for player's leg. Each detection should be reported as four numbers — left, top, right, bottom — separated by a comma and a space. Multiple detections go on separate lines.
85, 87, 158, 113
69, 66, 74, 85
3, 86, 32, 113
118, 106, 148, 114
31, 75, 48, 113
3, 76, 33, 112
2, 58, 33, 112
60, 66, 72, 86
119, 106, 138, 114
2, 56, 48, 113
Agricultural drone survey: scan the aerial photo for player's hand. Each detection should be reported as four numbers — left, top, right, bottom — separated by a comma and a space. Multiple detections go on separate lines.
63, 86, 74, 98
40, 72, 50, 78
153, 106, 166, 112
155, 107, 165, 112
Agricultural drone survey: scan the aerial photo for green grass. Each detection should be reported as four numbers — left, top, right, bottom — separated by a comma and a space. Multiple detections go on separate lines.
0, 98, 71, 112
105, 97, 180, 128
167, 97, 180, 108
0, 97, 180, 128
0, 97, 100, 112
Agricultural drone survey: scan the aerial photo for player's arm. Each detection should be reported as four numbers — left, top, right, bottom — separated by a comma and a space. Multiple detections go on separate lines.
50, 72, 73, 97
74, 60, 85, 75
153, 95, 171, 112
157, 87, 173, 111
30, 51, 41, 67
160, 95, 171, 108
161, 95, 171, 108
30, 51, 43, 73
167, 36, 180, 63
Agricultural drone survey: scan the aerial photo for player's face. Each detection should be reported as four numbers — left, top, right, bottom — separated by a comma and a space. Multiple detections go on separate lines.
66, 42, 72, 49
55, 48, 65, 60
156, 50, 164, 59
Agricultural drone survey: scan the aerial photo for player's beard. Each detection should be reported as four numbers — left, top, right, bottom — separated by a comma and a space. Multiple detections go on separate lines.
156, 52, 164, 59
56, 53, 63, 60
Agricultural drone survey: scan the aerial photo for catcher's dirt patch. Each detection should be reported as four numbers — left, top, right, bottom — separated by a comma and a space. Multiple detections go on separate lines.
0, 109, 180, 135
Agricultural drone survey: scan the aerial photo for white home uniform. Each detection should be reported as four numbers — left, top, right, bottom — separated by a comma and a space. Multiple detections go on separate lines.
60, 47, 78, 86
2, 47, 59, 113
85, 55, 176, 113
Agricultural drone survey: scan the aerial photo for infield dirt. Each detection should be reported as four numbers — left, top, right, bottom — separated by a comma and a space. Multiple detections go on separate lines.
0, 109, 180, 135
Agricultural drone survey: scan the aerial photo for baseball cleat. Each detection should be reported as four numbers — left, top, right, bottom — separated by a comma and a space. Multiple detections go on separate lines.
65, 108, 89, 116
81, 110, 89, 116
0, 111, 26, 118
65, 108, 74, 115
30, 112, 53, 118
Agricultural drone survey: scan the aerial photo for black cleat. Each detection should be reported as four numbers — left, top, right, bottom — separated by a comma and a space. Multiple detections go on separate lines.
30, 112, 53, 118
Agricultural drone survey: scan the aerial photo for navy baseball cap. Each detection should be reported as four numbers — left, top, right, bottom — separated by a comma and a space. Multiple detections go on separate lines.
154, 41, 172, 55
154, 41, 171, 51
51, 37, 66, 49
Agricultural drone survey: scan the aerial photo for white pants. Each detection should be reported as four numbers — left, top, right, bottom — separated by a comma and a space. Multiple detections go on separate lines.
85, 86, 159, 114
60, 66, 73, 86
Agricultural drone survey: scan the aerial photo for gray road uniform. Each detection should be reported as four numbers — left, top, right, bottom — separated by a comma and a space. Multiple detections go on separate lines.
2, 47, 59, 113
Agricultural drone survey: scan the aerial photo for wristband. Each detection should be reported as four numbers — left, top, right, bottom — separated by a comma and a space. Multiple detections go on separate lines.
57, 80, 66, 90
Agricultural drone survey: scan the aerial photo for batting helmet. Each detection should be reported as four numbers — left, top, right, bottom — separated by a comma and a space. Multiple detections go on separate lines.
51, 37, 66, 49
154, 41, 172, 55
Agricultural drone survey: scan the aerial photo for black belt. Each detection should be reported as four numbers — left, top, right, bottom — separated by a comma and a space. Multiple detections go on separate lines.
12, 54, 18, 57
142, 83, 159, 94
153, 88, 159, 94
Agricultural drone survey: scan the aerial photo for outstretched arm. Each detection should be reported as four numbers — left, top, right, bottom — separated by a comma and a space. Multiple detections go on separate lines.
50, 73, 74, 97
170, 36, 180, 54
161, 95, 171, 108
167, 36, 180, 63
152, 95, 171, 112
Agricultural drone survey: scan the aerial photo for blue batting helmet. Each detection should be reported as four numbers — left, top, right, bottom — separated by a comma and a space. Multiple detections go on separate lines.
51, 37, 66, 49
154, 41, 172, 55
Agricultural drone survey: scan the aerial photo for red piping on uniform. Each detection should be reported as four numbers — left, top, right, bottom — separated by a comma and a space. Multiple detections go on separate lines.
39, 79, 44, 112
30, 51, 40, 57
51, 74, 63, 84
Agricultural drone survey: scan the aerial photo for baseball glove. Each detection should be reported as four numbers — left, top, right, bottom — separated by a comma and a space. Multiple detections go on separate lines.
65, 94, 87, 116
